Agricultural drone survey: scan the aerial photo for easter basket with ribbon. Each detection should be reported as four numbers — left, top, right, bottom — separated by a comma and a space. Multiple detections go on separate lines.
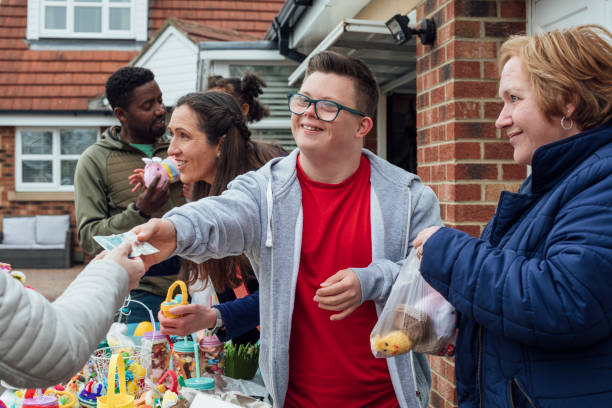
90, 347, 147, 398
97, 354, 135, 408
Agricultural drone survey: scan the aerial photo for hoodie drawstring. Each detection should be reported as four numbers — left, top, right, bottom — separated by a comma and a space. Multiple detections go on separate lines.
266, 181, 273, 247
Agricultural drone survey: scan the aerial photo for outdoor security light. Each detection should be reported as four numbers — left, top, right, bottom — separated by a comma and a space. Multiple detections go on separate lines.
385, 14, 436, 46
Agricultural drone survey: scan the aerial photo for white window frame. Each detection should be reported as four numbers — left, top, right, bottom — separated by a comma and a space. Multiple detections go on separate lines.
27, 0, 148, 41
16, 127, 99, 192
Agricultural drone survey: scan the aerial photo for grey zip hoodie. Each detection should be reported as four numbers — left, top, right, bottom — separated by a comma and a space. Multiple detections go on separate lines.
164, 149, 442, 407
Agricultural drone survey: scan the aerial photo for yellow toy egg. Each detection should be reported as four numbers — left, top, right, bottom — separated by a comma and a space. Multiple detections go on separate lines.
126, 381, 138, 395
133, 364, 147, 378
133, 321, 154, 336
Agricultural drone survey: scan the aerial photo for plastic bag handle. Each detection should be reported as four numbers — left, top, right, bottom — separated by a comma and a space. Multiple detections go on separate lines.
164, 281, 188, 305
107, 354, 127, 408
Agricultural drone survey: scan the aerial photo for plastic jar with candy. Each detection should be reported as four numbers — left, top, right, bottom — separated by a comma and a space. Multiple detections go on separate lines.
198, 335, 224, 375
143, 331, 170, 383
170, 340, 198, 379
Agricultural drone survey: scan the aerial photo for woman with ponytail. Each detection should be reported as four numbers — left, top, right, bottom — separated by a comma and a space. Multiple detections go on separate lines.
158, 91, 285, 344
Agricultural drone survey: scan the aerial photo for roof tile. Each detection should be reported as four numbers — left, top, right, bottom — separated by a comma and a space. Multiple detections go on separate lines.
0, 1, 283, 111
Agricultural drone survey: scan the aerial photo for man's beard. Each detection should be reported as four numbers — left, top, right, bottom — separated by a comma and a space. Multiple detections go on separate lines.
150, 121, 166, 138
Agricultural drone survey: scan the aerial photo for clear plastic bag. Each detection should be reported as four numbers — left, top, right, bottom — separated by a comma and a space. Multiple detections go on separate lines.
370, 250, 457, 358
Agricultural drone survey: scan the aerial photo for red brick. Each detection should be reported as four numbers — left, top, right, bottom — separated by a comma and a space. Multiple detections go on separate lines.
432, 163, 446, 182
448, 163, 498, 180
453, 39, 498, 59
438, 377, 458, 403
437, 183, 481, 201
484, 61, 500, 79
437, 22, 453, 44
424, 106, 440, 127
419, 92, 431, 109
418, 165, 432, 183
453, 19, 481, 38
424, 70, 440, 90
501, 1, 526, 18
429, 355, 444, 375
484, 101, 503, 119
447, 101, 481, 120
425, 145, 440, 162
446, 203, 497, 222
445, 399, 459, 408
451, 81, 498, 99
429, 390, 445, 408
443, 357, 456, 383
440, 141, 481, 161
454, 0, 498, 18
485, 183, 521, 201
418, 54, 432, 74
502, 163, 527, 180
431, 86, 446, 105
484, 141, 513, 159
485, 21, 526, 38
447, 121, 497, 140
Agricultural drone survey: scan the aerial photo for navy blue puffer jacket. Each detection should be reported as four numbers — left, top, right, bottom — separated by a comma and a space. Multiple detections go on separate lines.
420, 125, 612, 407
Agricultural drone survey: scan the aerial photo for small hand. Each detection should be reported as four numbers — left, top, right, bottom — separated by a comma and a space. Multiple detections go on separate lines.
158, 304, 217, 336
314, 268, 362, 321
413, 226, 441, 259
128, 169, 146, 193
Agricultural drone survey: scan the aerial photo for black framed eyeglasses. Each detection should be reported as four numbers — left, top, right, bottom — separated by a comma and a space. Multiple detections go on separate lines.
287, 92, 368, 122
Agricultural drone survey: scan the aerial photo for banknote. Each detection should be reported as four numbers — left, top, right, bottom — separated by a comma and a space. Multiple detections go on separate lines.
93, 231, 159, 257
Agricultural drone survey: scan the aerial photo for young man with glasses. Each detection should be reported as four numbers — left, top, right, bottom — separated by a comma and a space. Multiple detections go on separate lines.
132, 51, 441, 407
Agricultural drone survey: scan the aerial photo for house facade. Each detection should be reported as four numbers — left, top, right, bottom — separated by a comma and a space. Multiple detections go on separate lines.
0, 0, 284, 262
258, 0, 611, 406
0, 0, 610, 404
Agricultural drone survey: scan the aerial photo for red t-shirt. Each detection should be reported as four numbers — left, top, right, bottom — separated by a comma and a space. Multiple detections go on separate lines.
284, 155, 398, 408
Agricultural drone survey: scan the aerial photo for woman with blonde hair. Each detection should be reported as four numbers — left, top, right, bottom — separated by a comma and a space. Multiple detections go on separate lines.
414, 25, 612, 407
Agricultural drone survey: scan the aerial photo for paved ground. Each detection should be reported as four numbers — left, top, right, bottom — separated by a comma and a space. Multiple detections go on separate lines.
18, 264, 84, 301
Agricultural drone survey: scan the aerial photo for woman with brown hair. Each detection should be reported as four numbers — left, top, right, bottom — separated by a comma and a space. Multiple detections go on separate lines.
413, 25, 612, 407
156, 91, 285, 344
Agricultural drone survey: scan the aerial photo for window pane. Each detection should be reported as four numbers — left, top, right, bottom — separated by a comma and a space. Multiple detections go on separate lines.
22, 161, 53, 183
61, 160, 78, 185
109, 8, 131, 30
22, 131, 52, 154
110, 0, 131, 2
60, 129, 97, 154
74, 7, 102, 32
45, 6, 66, 29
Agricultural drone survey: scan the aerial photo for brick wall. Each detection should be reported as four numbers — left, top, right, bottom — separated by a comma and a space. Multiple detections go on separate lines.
414, 0, 527, 406
0, 126, 80, 262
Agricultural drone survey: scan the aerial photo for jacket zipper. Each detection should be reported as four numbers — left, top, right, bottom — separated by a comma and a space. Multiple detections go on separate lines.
478, 325, 483, 408
512, 378, 537, 408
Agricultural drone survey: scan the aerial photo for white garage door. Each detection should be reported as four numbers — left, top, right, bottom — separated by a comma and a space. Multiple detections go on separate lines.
530, 0, 612, 33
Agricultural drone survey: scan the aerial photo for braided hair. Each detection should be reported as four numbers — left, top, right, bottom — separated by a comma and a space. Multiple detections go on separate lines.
174, 91, 286, 290
207, 71, 271, 123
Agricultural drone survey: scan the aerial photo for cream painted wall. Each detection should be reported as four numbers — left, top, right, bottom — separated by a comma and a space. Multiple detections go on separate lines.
356, 0, 420, 21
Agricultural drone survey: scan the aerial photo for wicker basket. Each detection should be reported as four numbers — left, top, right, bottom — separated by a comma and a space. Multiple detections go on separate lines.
90, 346, 147, 397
